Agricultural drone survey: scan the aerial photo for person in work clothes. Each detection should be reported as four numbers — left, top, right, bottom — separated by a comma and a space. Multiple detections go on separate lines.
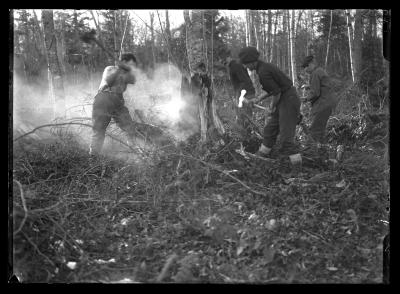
89, 53, 138, 156
225, 53, 256, 137
238, 46, 302, 165
301, 55, 337, 146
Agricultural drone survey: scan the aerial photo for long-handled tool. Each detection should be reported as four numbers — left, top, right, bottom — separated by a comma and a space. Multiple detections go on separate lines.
238, 90, 268, 110
238, 89, 247, 108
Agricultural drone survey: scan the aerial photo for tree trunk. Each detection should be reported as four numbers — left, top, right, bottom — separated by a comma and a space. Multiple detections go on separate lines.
325, 10, 333, 70
353, 9, 363, 84
289, 10, 297, 86
183, 10, 225, 143
295, 10, 303, 37
248, 10, 257, 47
309, 9, 314, 55
262, 11, 266, 59
272, 11, 278, 64
113, 10, 118, 65
285, 10, 290, 77
53, 12, 66, 77
305, 10, 309, 56
41, 9, 65, 118
346, 9, 355, 83
245, 10, 249, 46
267, 10, 272, 62
149, 12, 156, 68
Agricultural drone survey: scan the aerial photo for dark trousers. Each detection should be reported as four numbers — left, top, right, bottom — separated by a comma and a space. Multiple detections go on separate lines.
309, 97, 336, 144
263, 87, 300, 155
90, 92, 136, 155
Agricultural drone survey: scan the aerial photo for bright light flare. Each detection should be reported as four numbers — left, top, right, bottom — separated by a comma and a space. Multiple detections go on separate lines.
162, 95, 185, 121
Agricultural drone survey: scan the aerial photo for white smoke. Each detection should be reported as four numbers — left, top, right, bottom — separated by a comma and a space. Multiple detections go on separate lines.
13, 62, 199, 151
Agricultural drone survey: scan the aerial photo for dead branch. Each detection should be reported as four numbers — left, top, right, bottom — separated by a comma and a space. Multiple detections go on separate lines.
174, 153, 266, 196
20, 231, 56, 267
156, 253, 178, 282
13, 180, 28, 236
13, 121, 169, 156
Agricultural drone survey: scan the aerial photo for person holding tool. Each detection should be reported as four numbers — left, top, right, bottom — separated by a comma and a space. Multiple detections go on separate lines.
224, 52, 256, 137
239, 46, 302, 166
301, 55, 337, 148
89, 53, 138, 156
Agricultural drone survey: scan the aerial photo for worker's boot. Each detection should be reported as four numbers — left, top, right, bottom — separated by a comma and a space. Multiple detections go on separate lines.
255, 144, 272, 158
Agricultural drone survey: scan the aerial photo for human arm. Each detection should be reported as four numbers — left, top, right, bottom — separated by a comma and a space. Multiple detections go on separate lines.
232, 62, 256, 98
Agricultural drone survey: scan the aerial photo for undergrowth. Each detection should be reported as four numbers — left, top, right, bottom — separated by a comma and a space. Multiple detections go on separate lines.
11, 82, 389, 283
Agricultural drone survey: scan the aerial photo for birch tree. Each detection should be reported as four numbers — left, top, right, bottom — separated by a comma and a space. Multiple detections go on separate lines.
183, 10, 225, 143
325, 10, 333, 69
41, 9, 65, 118
352, 9, 363, 84
289, 10, 297, 86
267, 10, 272, 62
149, 12, 156, 68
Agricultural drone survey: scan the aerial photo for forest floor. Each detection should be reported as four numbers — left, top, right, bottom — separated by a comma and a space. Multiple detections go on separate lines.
11, 86, 389, 283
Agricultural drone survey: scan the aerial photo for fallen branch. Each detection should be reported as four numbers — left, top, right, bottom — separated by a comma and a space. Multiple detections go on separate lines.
13, 180, 28, 236
156, 253, 178, 282
174, 153, 266, 196
21, 231, 56, 267
12, 122, 159, 156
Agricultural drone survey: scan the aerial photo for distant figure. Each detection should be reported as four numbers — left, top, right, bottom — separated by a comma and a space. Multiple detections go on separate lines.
89, 53, 138, 156
301, 55, 337, 146
224, 52, 256, 137
239, 46, 302, 166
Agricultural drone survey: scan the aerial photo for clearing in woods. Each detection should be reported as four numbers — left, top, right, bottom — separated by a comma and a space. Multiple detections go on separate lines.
11, 94, 389, 283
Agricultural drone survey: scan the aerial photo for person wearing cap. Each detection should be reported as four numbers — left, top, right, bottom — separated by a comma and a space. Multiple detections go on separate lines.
238, 46, 302, 165
89, 53, 138, 156
301, 55, 337, 146
224, 52, 256, 137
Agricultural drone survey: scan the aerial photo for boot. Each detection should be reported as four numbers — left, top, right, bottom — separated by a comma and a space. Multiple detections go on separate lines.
255, 144, 272, 158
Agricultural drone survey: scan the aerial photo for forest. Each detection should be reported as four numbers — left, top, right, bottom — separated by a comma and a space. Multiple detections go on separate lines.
11, 9, 389, 283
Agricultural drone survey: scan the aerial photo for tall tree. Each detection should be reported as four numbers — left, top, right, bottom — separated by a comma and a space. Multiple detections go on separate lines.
183, 10, 225, 143
346, 9, 355, 82
113, 10, 118, 65
352, 9, 363, 84
289, 10, 297, 87
41, 9, 65, 118
149, 11, 156, 68
267, 10, 272, 62
272, 11, 278, 65
325, 10, 333, 69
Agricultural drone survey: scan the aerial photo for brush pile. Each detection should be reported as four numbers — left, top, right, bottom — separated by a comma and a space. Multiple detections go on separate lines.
12, 106, 388, 283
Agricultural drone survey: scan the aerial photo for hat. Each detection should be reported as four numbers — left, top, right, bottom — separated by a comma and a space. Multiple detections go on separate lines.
302, 55, 314, 68
239, 47, 260, 64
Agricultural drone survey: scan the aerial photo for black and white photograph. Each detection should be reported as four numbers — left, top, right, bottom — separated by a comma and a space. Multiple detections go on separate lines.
10, 9, 390, 283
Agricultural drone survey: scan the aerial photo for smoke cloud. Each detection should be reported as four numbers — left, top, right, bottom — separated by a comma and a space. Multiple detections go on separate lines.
13, 62, 199, 154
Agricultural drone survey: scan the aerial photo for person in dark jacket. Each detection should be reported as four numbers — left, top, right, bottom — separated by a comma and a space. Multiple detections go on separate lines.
239, 46, 302, 165
224, 54, 256, 137
89, 53, 138, 156
301, 55, 337, 145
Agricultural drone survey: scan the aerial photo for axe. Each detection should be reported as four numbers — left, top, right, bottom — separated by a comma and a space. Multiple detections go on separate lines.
238, 89, 267, 110
238, 89, 247, 108
80, 29, 117, 62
